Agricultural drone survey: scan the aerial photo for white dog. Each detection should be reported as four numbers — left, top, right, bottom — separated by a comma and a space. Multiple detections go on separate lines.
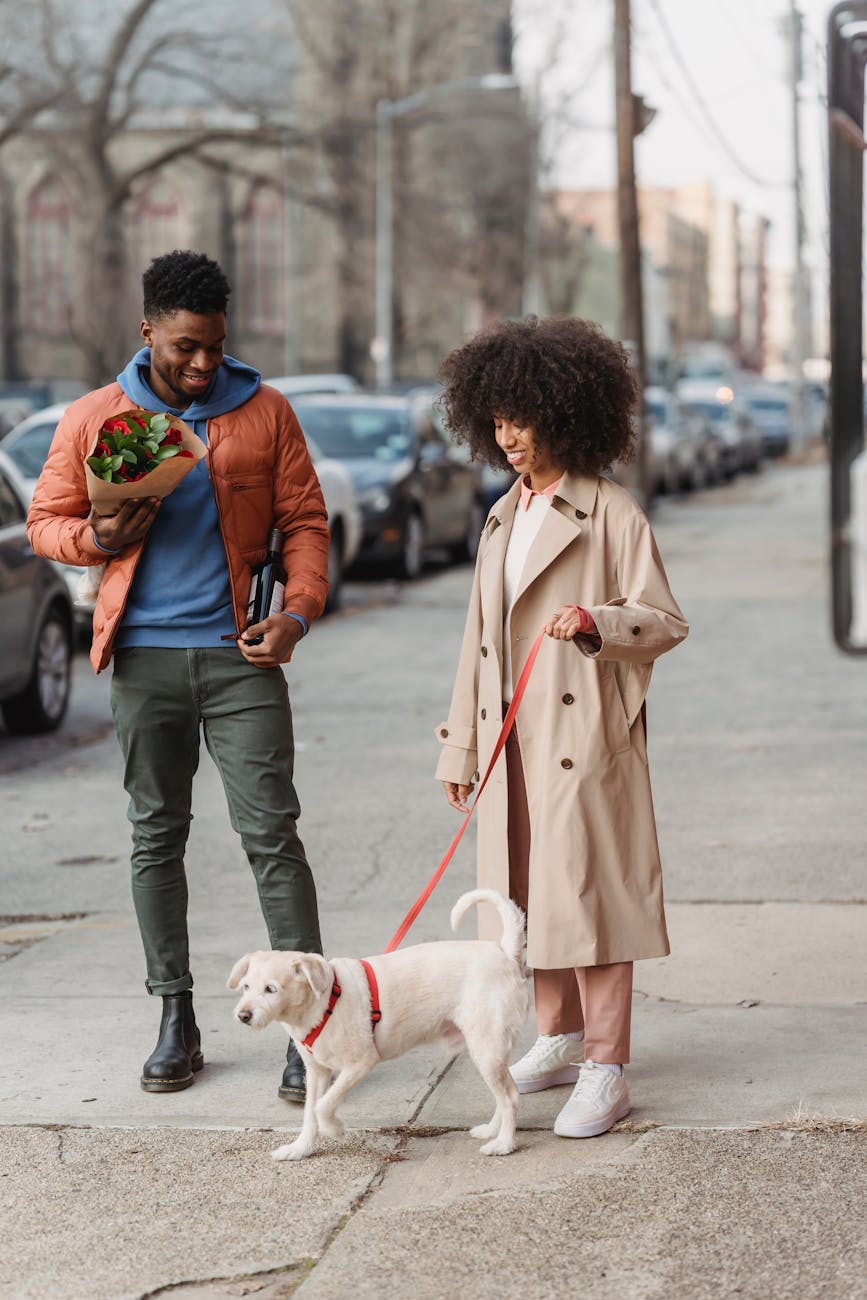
228, 889, 528, 1161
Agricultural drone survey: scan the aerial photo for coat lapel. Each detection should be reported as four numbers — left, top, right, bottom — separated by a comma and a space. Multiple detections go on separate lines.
480, 486, 518, 664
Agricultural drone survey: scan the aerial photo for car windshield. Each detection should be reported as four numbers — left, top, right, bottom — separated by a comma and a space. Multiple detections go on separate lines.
686, 402, 728, 424
293, 405, 414, 461
746, 397, 788, 414
4, 423, 57, 478
646, 400, 667, 423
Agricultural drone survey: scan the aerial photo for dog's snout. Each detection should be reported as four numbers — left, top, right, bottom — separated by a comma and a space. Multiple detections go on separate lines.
237, 1008, 253, 1024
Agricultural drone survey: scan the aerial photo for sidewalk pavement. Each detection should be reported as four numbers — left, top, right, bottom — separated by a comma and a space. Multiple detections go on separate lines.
1, 462, 865, 1299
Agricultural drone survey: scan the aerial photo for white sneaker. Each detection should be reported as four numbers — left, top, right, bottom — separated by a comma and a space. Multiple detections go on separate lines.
553, 1061, 630, 1138
509, 1034, 584, 1094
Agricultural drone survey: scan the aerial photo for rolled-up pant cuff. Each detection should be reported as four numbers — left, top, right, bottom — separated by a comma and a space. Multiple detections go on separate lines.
146, 973, 194, 996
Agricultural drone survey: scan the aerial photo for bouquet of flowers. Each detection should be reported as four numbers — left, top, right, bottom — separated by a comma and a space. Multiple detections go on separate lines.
84, 409, 204, 514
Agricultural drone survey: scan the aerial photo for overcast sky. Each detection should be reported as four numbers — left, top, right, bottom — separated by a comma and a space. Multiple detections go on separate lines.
513, 0, 833, 284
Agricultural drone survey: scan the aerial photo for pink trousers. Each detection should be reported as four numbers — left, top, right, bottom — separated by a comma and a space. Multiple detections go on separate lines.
505, 725, 632, 1064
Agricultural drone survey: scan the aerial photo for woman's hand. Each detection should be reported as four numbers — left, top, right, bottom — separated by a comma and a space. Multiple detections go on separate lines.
443, 781, 474, 813
544, 604, 599, 640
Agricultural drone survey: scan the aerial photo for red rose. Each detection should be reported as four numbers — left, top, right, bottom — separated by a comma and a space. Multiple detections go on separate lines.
95, 441, 110, 455
163, 429, 183, 446
177, 449, 195, 459
102, 418, 126, 434
133, 416, 147, 428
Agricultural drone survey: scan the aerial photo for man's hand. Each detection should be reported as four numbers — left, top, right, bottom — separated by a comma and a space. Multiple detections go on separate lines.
89, 498, 161, 551
443, 780, 474, 813
238, 614, 303, 668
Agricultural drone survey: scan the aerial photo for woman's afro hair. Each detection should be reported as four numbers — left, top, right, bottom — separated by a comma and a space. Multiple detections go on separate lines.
437, 315, 638, 476
142, 250, 231, 320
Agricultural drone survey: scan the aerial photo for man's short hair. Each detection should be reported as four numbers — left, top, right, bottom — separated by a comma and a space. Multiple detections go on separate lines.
143, 250, 231, 320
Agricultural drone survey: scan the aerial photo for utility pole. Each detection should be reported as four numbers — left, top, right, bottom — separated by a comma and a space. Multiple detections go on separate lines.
613, 0, 650, 506
788, 0, 808, 449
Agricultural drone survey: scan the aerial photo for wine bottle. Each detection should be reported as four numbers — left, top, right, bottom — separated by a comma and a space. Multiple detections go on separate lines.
244, 527, 286, 644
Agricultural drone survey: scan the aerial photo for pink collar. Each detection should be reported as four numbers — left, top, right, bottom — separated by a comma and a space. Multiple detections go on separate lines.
519, 474, 563, 511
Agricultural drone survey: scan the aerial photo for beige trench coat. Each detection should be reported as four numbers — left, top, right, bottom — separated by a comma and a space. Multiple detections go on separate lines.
435, 471, 688, 968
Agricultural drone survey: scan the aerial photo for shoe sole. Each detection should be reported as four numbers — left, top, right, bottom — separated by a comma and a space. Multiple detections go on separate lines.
140, 1052, 204, 1094
554, 1096, 631, 1138
511, 1063, 582, 1094
277, 1084, 307, 1103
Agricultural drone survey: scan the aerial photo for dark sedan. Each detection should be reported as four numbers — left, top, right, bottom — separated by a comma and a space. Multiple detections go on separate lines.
291, 394, 486, 579
0, 449, 73, 734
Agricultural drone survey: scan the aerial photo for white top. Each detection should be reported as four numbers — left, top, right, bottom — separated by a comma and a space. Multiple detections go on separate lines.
502, 492, 550, 700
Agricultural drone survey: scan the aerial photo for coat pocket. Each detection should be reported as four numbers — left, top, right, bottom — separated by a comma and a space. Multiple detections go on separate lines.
598, 664, 632, 755
223, 473, 274, 556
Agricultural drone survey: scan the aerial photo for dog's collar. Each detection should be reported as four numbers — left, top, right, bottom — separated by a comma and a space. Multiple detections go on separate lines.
299, 960, 382, 1053
300, 969, 342, 1050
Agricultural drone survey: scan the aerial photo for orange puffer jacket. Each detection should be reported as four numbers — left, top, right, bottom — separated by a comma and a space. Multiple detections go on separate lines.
27, 380, 330, 673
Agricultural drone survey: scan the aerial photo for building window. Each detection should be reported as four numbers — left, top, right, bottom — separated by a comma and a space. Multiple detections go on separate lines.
240, 186, 285, 336
26, 179, 73, 335
132, 182, 184, 273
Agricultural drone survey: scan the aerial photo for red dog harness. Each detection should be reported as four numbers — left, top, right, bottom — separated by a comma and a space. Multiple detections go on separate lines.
300, 959, 381, 1051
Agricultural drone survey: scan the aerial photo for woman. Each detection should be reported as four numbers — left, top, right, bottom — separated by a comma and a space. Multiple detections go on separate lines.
435, 316, 688, 1138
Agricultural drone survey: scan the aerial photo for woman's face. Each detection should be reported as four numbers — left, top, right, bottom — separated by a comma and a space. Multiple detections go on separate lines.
493, 417, 559, 481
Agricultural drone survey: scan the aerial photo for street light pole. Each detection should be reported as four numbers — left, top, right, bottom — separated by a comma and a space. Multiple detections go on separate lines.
373, 73, 519, 391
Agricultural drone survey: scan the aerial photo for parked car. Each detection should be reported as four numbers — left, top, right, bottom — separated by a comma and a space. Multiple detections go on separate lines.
645, 387, 702, 495
674, 380, 759, 481
291, 394, 486, 578
0, 448, 73, 734
741, 384, 792, 458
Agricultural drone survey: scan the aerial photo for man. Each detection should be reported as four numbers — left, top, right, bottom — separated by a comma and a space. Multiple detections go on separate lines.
28, 250, 327, 1103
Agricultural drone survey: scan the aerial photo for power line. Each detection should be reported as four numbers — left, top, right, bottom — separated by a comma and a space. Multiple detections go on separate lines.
645, 0, 789, 190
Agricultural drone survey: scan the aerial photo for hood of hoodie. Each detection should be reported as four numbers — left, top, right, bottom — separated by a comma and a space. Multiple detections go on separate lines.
117, 347, 261, 421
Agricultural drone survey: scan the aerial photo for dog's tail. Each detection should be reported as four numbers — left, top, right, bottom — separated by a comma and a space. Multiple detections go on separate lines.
450, 889, 525, 966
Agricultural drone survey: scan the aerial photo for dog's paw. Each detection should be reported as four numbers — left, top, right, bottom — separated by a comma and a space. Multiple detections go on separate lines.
479, 1136, 516, 1156
271, 1140, 313, 1162
469, 1121, 498, 1140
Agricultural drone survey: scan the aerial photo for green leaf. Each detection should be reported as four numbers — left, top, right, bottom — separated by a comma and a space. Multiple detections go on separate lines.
121, 449, 138, 464
149, 414, 171, 435
100, 469, 114, 482
143, 440, 160, 455
86, 456, 104, 472
108, 454, 124, 471
154, 445, 180, 461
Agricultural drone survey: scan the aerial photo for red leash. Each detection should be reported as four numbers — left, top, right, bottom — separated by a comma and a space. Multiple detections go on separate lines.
384, 630, 546, 953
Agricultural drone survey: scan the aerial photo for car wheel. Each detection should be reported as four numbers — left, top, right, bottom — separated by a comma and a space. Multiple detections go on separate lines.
1, 607, 72, 735
397, 512, 425, 580
453, 498, 486, 561
324, 521, 344, 614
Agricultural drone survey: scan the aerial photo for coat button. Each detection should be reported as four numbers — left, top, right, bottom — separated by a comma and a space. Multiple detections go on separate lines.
561, 758, 573, 769
632, 625, 641, 635
575, 509, 587, 519
481, 646, 488, 657
480, 708, 487, 720
440, 728, 448, 738
562, 693, 574, 705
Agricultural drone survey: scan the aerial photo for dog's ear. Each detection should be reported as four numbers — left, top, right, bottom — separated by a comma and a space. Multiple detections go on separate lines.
227, 954, 251, 989
294, 956, 332, 998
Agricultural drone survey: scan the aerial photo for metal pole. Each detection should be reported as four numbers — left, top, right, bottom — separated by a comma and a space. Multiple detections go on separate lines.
374, 100, 394, 390
789, 0, 807, 449
613, 0, 650, 508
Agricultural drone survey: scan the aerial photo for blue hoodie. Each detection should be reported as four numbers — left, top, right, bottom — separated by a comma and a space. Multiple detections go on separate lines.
113, 348, 261, 649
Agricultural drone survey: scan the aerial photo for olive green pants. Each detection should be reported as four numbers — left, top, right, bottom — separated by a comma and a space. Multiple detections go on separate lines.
110, 646, 322, 995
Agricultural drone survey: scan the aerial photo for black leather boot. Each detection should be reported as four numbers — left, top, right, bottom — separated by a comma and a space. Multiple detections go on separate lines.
141, 991, 204, 1093
278, 1040, 306, 1103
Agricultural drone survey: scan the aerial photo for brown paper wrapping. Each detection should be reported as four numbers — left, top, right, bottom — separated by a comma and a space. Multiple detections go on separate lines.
84, 410, 206, 514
